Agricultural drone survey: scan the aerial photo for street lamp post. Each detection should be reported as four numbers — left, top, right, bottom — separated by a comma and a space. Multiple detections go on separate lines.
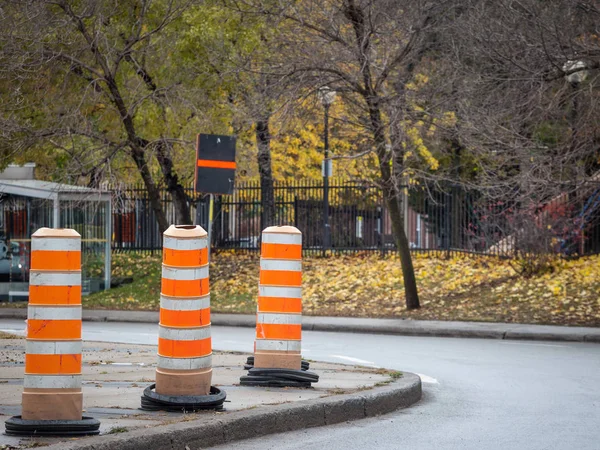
318, 86, 336, 252
563, 60, 588, 255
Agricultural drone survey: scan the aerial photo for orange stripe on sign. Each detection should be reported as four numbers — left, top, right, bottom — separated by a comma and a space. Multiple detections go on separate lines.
29, 286, 82, 305
258, 297, 303, 313
163, 248, 208, 267
30, 251, 81, 271
158, 337, 212, 358
27, 320, 81, 340
161, 278, 210, 297
256, 323, 302, 340
25, 354, 81, 375
261, 243, 302, 260
197, 160, 236, 170
260, 270, 302, 287
160, 308, 211, 328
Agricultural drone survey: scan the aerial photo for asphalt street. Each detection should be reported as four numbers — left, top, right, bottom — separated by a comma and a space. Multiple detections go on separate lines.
1, 319, 599, 449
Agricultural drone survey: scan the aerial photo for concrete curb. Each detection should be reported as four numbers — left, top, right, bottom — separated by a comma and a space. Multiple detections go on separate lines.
42, 373, 422, 450
1, 308, 599, 343
211, 314, 600, 343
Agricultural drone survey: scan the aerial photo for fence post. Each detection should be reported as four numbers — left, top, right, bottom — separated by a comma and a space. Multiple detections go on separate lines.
445, 187, 452, 258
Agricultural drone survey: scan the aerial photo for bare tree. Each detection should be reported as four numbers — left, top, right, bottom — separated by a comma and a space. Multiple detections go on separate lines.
444, 0, 600, 194
427, 0, 600, 264
230, 0, 461, 309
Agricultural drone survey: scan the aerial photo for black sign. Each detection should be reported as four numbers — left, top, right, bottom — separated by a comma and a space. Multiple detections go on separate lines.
194, 134, 236, 195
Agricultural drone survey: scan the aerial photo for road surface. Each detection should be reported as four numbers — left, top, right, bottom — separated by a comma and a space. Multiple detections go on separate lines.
1, 319, 599, 449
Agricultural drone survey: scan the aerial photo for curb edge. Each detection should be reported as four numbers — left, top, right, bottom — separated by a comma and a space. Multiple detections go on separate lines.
1, 309, 599, 343
42, 372, 422, 450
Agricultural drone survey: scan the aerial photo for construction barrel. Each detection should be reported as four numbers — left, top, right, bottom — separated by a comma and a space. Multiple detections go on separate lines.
5, 227, 99, 436
140, 225, 225, 411
241, 226, 319, 387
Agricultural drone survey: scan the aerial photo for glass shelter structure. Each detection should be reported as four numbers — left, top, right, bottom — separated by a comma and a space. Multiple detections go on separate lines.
0, 180, 111, 301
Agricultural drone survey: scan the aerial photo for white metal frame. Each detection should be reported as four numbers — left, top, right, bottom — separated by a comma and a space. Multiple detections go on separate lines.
0, 180, 112, 292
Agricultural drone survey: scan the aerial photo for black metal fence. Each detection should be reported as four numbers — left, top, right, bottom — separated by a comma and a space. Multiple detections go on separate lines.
215, 180, 386, 251
111, 180, 600, 258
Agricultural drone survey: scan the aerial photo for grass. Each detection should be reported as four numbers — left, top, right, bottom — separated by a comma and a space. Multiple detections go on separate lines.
6, 250, 600, 327
0, 331, 21, 339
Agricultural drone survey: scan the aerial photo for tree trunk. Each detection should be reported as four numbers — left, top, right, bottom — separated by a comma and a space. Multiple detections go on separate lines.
368, 101, 421, 310
155, 140, 192, 225
87, 166, 102, 189
256, 116, 276, 229
130, 147, 169, 234
341, 0, 419, 309
384, 184, 420, 310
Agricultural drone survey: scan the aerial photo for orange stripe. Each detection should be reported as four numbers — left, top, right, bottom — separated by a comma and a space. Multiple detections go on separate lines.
160, 308, 211, 328
260, 270, 302, 286
29, 286, 82, 305
161, 278, 210, 297
25, 354, 81, 375
258, 297, 303, 313
261, 243, 302, 260
27, 320, 81, 340
163, 248, 208, 267
158, 337, 211, 358
197, 160, 236, 170
256, 323, 302, 340
30, 251, 80, 271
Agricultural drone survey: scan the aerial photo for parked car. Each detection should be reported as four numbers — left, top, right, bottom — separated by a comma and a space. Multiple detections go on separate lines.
0, 240, 27, 282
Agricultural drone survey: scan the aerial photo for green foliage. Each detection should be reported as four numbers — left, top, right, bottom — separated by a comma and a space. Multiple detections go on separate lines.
388, 371, 403, 380
0, 331, 21, 339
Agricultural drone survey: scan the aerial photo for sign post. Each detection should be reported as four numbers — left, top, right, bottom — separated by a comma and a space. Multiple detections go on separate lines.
207, 194, 214, 261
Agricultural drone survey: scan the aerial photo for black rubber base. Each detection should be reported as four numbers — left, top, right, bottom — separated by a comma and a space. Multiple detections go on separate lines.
140, 384, 226, 412
240, 367, 319, 388
244, 356, 310, 371
4, 416, 100, 437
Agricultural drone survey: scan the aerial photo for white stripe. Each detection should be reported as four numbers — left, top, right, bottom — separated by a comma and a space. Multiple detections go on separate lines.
499, 342, 568, 348
162, 266, 208, 281
163, 236, 207, 251
26, 340, 81, 355
257, 313, 302, 325
259, 286, 302, 298
23, 375, 82, 389
29, 272, 81, 286
255, 339, 302, 351
330, 355, 376, 366
262, 233, 302, 245
260, 259, 302, 272
32, 238, 80, 252
159, 326, 211, 341
28, 306, 81, 320
160, 295, 210, 311
157, 355, 212, 370
415, 373, 439, 384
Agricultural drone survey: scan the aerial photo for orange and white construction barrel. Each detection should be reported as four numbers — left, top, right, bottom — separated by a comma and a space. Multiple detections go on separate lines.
5, 228, 100, 436
141, 225, 225, 411
241, 226, 318, 387
255, 226, 303, 369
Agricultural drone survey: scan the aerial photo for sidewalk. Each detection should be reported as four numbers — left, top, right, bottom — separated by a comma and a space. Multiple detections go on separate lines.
1, 308, 599, 343
0, 337, 420, 450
